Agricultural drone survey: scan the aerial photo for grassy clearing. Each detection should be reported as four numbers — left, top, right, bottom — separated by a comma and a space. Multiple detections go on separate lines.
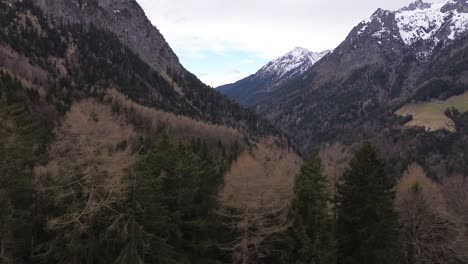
396, 92, 468, 132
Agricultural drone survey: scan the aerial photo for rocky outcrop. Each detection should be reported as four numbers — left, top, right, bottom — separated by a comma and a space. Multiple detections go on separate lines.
36, 0, 183, 75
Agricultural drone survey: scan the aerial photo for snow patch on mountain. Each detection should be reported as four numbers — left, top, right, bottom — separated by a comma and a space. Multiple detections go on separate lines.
258, 48, 330, 79
356, 9, 394, 39
395, 0, 468, 45
448, 9, 468, 39
355, 0, 468, 58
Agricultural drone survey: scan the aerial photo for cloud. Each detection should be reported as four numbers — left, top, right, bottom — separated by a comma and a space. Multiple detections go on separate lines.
241, 59, 256, 64
229, 67, 242, 74
136, 0, 441, 86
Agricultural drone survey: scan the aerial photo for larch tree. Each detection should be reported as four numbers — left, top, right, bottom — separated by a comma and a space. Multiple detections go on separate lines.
217, 142, 300, 264
396, 164, 468, 264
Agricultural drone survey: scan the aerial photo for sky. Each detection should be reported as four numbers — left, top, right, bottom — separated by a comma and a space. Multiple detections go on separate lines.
136, 0, 439, 87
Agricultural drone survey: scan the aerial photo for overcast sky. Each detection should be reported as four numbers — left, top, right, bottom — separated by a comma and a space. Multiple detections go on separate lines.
136, 0, 439, 87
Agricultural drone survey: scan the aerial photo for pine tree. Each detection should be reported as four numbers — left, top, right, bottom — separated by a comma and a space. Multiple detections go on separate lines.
278, 153, 336, 264
0, 77, 49, 263
131, 133, 226, 263
133, 134, 177, 263
336, 144, 400, 264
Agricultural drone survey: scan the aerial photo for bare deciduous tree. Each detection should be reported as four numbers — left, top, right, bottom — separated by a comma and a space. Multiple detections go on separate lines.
442, 174, 468, 222
37, 99, 137, 233
395, 163, 467, 264
319, 142, 352, 215
442, 174, 468, 263
104, 89, 244, 148
217, 141, 301, 264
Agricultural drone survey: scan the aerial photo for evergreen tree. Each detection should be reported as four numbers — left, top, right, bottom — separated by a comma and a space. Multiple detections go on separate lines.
336, 144, 400, 264
129, 133, 227, 263
0, 74, 49, 263
133, 134, 177, 263
277, 153, 336, 264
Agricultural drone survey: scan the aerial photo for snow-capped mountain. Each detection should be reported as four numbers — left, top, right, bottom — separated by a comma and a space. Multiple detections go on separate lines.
217, 48, 329, 106
355, 0, 468, 58
218, 0, 467, 108
217, 0, 468, 155
258, 48, 330, 80
396, 0, 468, 44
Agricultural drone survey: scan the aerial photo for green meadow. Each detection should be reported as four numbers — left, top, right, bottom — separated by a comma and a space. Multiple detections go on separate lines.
396, 92, 468, 131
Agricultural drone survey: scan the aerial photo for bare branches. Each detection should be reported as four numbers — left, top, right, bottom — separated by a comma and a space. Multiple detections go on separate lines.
217, 142, 301, 264
442, 174, 468, 222
38, 99, 137, 233
104, 89, 244, 147
395, 163, 468, 264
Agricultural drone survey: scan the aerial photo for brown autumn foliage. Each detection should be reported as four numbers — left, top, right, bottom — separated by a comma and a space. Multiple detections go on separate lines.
217, 139, 302, 264
442, 174, 468, 263
103, 89, 245, 148
36, 99, 137, 232
101, 89, 304, 263
442, 174, 468, 222
0, 43, 49, 92
395, 163, 468, 264
319, 142, 352, 212
395, 163, 446, 210
319, 142, 352, 182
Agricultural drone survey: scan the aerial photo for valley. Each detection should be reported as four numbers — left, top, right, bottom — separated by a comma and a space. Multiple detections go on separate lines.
0, 0, 467, 263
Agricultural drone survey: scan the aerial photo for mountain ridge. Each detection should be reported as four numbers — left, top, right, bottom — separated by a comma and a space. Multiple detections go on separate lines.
35, 0, 183, 76
217, 47, 330, 106
356, 0, 468, 59
220, 0, 468, 111
217, 0, 468, 179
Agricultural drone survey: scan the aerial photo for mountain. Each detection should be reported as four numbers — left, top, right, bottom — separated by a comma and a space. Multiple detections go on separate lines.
1, 0, 284, 140
0, 1, 301, 263
222, 0, 468, 178
0, 0, 466, 263
217, 47, 330, 106
355, 0, 468, 59
36, 0, 183, 76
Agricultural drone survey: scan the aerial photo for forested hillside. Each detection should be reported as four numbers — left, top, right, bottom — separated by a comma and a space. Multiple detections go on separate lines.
0, 0, 280, 139
212, 1, 468, 262
0, 0, 467, 263
0, 1, 300, 263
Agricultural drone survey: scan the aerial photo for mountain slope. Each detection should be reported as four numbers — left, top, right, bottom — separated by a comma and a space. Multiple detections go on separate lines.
2, 0, 283, 140
217, 48, 330, 106
255, 0, 468, 141
232, 0, 468, 178
0, 1, 301, 263
36, 0, 183, 76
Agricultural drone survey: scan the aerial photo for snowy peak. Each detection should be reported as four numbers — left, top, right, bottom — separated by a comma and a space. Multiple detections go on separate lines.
355, 0, 468, 58
216, 48, 330, 106
396, 0, 468, 46
258, 48, 330, 79
356, 8, 398, 41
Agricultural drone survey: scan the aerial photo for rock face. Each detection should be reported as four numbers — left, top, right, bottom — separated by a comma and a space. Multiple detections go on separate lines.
350, 0, 468, 59
36, 0, 182, 75
222, 0, 468, 153
25, 0, 281, 140
217, 48, 329, 106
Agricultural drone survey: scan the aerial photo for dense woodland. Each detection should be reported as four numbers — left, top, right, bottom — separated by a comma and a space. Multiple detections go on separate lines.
1, 70, 467, 263
0, 1, 467, 264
